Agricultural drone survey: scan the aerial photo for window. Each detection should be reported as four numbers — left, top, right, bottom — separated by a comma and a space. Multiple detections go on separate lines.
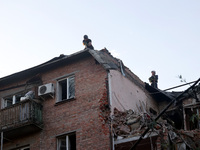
57, 133, 76, 150
57, 76, 75, 102
4, 97, 13, 107
2, 90, 35, 109
185, 107, 200, 130
3, 94, 22, 108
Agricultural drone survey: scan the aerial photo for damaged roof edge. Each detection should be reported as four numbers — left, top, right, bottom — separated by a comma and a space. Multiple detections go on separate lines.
0, 48, 119, 86
145, 83, 174, 102
0, 48, 146, 91
0, 49, 91, 85
90, 49, 146, 90
88, 49, 118, 70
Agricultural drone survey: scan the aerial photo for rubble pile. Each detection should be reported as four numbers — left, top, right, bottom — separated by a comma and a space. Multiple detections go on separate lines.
112, 108, 200, 149
112, 108, 156, 138
177, 130, 200, 149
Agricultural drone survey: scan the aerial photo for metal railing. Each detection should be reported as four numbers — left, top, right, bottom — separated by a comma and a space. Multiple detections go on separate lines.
0, 99, 43, 131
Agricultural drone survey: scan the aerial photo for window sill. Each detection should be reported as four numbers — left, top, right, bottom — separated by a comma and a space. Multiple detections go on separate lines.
55, 97, 76, 106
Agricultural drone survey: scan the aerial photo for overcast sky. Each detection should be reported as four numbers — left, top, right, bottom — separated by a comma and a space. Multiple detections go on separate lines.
0, 0, 199, 91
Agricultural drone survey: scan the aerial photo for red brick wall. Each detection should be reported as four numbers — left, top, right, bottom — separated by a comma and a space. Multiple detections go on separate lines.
2, 55, 111, 150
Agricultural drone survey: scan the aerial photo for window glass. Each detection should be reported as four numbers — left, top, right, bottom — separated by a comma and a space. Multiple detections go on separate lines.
60, 80, 67, 100
3, 91, 28, 108
58, 76, 75, 102
57, 133, 76, 150
5, 98, 12, 107
68, 76, 75, 99
58, 137, 67, 150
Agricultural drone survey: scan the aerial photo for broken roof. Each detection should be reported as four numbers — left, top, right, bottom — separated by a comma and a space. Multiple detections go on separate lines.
145, 83, 175, 102
0, 49, 145, 89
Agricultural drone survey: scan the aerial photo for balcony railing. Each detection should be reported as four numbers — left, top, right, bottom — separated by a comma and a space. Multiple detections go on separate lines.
0, 99, 43, 139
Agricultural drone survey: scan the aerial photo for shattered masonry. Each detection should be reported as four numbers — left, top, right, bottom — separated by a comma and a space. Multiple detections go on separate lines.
113, 82, 200, 150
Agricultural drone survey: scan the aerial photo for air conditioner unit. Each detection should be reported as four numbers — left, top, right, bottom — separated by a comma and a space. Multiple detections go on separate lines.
38, 83, 54, 96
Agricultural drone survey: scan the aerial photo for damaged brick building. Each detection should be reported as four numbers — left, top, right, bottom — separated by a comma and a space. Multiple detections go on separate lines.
0, 49, 199, 150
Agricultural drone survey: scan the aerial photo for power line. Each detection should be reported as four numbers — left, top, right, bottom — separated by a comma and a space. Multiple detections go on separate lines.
163, 80, 196, 91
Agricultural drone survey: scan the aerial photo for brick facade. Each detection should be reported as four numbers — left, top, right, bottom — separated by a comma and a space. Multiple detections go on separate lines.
1, 54, 111, 150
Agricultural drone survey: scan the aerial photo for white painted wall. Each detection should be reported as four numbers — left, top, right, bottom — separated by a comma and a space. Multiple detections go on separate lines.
109, 70, 158, 114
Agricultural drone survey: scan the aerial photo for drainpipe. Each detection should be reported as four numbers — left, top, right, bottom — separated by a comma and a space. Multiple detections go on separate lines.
108, 72, 114, 150
108, 72, 112, 107
1, 132, 3, 150
118, 60, 125, 77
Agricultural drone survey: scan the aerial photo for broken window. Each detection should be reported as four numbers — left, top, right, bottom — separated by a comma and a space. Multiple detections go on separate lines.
57, 76, 75, 102
57, 133, 76, 150
185, 107, 200, 130
2, 92, 25, 108
1, 90, 35, 109
3, 97, 12, 108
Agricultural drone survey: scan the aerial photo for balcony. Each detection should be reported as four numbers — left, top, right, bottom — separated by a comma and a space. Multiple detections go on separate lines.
0, 99, 43, 140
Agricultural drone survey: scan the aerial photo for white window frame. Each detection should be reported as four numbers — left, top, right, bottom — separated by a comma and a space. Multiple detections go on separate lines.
1, 90, 35, 109
57, 76, 75, 102
2, 93, 23, 109
57, 135, 69, 150
2, 96, 14, 109
57, 133, 76, 150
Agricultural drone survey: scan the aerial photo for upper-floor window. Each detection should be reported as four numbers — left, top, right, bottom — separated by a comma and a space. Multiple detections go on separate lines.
2, 91, 34, 109
57, 76, 75, 102
2, 94, 23, 108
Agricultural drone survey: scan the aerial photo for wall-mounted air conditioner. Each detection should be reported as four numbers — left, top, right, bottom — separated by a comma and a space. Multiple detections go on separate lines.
38, 83, 54, 96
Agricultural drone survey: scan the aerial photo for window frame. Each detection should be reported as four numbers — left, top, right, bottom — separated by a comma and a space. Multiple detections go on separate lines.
57, 132, 76, 150
56, 75, 75, 102
1, 91, 27, 109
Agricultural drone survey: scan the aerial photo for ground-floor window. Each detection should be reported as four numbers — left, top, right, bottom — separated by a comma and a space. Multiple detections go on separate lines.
57, 132, 76, 150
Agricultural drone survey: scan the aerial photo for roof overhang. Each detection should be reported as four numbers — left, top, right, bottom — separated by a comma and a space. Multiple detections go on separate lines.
0, 49, 91, 86
145, 83, 174, 102
0, 49, 119, 87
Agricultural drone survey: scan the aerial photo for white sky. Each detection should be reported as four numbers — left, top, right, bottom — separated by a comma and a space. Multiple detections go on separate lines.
0, 0, 200, 91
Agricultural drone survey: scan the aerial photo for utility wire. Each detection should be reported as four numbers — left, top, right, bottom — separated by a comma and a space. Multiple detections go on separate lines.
163, 80, 196, 91
147, 80, 197, 95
